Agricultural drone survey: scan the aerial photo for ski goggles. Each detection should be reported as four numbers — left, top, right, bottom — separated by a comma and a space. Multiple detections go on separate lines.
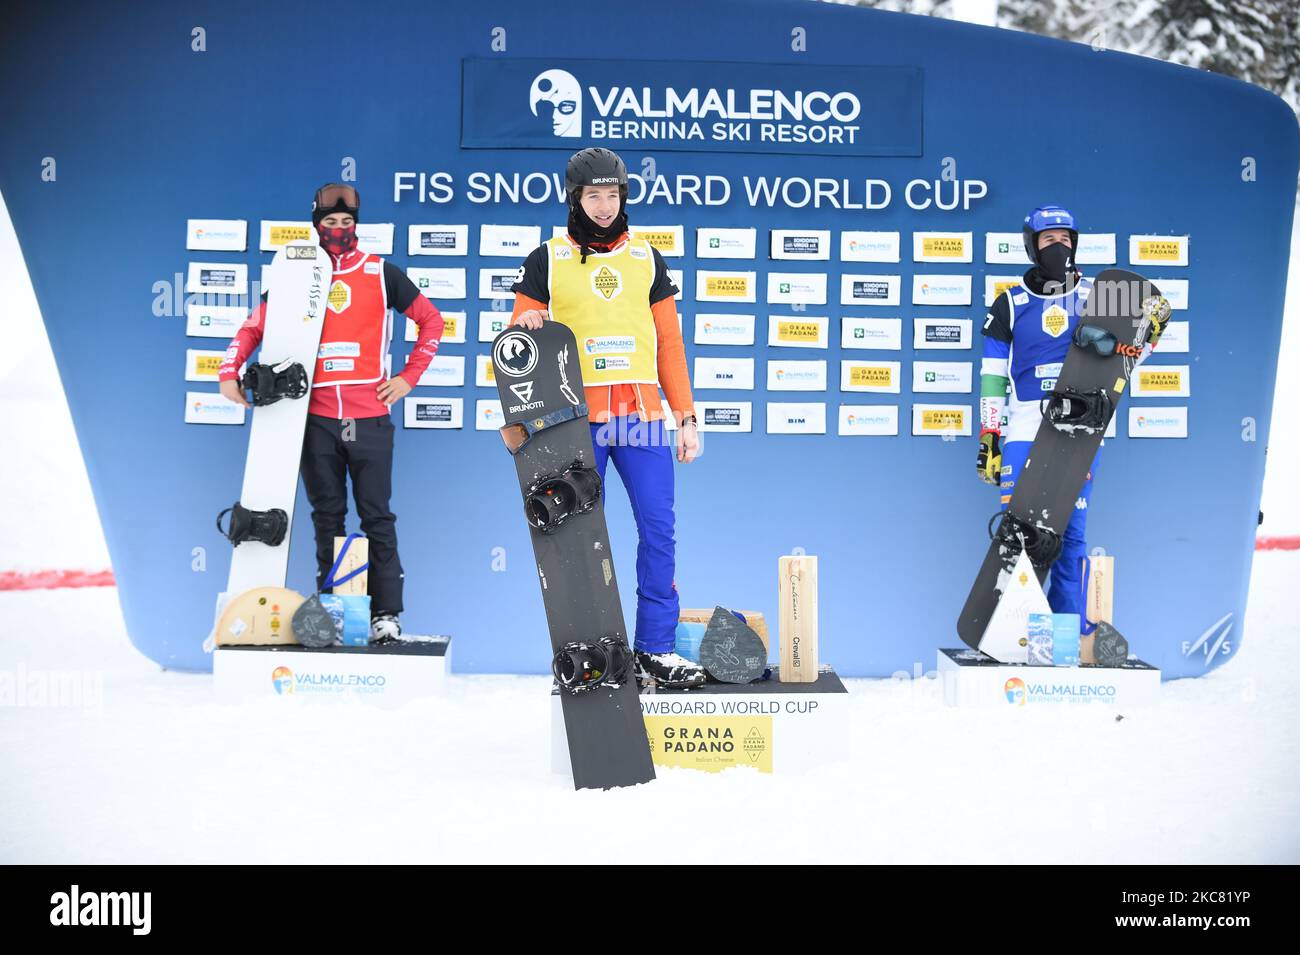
1072, 323, 1117, 357
313, 183, 359, 216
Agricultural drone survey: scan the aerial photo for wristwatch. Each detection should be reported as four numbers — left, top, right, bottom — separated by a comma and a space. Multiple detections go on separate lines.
681, 414, 698, 426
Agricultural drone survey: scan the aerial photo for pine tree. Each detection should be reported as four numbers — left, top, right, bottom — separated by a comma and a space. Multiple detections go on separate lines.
1137, 1, 1298, 110
838, 0, 1298, 112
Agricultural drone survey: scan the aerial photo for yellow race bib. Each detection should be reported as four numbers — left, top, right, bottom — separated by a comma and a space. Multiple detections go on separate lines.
546, 236, 658, 385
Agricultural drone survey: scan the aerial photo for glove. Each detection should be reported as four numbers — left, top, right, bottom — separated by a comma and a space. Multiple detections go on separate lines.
1143, 295, 1172, 348
976, 430, 1002, 486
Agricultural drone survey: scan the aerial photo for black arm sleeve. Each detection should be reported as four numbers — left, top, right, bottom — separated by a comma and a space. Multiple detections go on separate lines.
648, 247, 679, 305
510, 246, 550, 304
982, 292, 1013, 344
384, 261, 422, 313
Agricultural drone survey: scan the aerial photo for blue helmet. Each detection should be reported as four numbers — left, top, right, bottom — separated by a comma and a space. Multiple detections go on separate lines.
1022, 205, 1079, 265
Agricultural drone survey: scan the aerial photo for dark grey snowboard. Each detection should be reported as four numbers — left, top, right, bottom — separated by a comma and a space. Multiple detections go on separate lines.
957, 269, 1165, 648
492, 322, 654, 790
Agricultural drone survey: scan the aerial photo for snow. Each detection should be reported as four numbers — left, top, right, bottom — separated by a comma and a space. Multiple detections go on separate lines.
1260, 203, 1300, 533
0, 194, 110, 572
0, 557, 1296, 863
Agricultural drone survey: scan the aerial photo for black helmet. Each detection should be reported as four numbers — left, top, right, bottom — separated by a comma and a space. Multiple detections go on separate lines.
565, 148, 627, 208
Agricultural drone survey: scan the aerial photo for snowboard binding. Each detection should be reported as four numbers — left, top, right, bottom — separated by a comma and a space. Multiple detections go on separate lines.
524, 463, 602, 533
241, 358, 308, 406
551, 636, 634, 694
987, 510, 1062, 570
1041, 387, 1113, 435
217, 502, 288, 547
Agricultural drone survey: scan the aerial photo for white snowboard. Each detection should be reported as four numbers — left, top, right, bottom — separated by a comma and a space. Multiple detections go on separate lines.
223, 241, 330, 598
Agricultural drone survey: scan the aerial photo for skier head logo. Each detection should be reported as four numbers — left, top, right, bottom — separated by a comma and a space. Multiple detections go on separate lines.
272, 666, 294, 696
493, 331, 539, 378
530, 69, 581, 138
1004, 677, 1026, 706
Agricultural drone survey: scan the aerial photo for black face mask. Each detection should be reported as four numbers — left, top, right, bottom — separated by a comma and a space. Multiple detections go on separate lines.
567, 200, 627, 263
1037, 242, 1075, 285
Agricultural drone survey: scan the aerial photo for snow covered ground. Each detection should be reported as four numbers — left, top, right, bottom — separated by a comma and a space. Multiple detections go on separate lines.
0, 556, 1296, 864
1, 193, 1298, 863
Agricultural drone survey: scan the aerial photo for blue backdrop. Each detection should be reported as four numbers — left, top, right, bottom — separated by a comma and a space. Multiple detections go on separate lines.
1, 0, 1296, 678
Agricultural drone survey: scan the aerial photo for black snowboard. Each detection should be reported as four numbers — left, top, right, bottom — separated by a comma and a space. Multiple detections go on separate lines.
491, 322, 655, 790
957, 269, 1164, 649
